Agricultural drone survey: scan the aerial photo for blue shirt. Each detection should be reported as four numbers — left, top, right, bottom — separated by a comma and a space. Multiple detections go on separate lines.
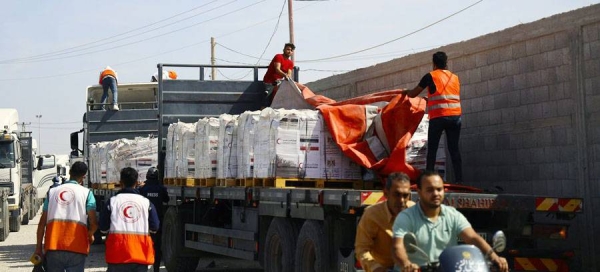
98, 187, 160, 232
392, 204, 471, 267
43, 180, 96, 212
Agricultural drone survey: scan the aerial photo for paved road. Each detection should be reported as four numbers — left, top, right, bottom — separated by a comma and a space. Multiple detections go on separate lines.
0, 209, 262, 271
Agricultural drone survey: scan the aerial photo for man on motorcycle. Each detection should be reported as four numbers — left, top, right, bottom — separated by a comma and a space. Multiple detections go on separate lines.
355, 172, 415, 272
391, 171, 508, 272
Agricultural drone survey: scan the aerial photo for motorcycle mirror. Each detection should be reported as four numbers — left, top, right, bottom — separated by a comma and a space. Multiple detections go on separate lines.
403, 232, 419, 253
492, 231, 506, 253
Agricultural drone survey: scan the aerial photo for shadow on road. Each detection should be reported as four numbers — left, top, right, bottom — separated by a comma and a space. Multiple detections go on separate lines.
0, 242, 36, 269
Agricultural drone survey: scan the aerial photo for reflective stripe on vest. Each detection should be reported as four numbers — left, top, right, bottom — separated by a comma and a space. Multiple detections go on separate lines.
427, 70, 461, 119
45, 183, 91, 254
105, 193, 154, 265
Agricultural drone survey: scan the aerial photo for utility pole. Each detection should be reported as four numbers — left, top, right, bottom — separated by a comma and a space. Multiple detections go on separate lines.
35, 115, 42, 154
18, 122, 31, 133
288, 0, 295, 61
211, 37, 216, 80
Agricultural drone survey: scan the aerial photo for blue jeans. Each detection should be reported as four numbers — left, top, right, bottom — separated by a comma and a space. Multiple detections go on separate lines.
101, 77, 118, 105
427, 115, 463, 182
45, 250, 86, 272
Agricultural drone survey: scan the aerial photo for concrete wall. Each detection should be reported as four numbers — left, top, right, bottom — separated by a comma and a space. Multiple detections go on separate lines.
307, 4, 600, 269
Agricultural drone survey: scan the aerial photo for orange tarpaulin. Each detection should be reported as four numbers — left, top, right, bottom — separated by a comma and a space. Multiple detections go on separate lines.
273, 81, 427, 182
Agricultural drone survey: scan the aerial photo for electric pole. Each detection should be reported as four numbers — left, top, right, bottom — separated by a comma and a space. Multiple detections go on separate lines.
211, 37, 216, 80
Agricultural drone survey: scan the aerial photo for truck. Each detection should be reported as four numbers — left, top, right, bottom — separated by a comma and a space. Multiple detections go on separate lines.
70, 64, 584, 271
34, 154, 70, 201
0, 108, 39, 240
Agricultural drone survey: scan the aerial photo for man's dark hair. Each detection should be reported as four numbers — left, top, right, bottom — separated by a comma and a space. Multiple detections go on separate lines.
432, 51, 448, 69
416, 170, 443, 189
284, 43, 296, 50
120, 167, 139, 188
69, 161, 88, 179
385, 172, 411, 191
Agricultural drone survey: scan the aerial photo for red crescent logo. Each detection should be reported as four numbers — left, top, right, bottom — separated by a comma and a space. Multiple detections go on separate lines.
59, 191, 68, 201
123, 206, 133, 219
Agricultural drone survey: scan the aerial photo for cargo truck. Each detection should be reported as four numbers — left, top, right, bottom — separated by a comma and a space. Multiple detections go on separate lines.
0, 109, 38, 241
70, 65, 583, 271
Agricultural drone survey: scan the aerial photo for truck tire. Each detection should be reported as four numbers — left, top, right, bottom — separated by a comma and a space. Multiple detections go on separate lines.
9, 214, 21, 232
162, 207, 199, 272
264, 218, 299, 272
294, 220, 330, 272
0, 197, 9, 241
21, 211, 29, 225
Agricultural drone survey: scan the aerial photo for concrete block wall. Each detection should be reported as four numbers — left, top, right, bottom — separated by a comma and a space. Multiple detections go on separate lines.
307, 4, 600, 269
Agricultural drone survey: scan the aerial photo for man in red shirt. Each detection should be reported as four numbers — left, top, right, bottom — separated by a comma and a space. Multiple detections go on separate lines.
263, 43, 295, 106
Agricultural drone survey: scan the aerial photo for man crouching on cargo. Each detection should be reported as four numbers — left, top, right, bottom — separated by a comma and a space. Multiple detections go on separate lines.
355, 172, 415, 272
100, 167, 160, 272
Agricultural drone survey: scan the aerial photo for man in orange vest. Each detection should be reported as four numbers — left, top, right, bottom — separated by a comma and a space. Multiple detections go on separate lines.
34, 161, 98, 272
403, 52, 463, 183
100, 167, 159, 271
99, 66, 119, 111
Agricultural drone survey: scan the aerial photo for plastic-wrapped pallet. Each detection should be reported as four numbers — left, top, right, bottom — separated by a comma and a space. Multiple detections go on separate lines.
298, 110, 322, 179
406, 114, 446, 179
164, 123, 177, 179
106, 139, 124, 183
320, 129, 362, 180
236, 111, 260, 179
195, 117, 219, 179
274, 110, 317, 178
253, 108, 282, 178
217, 114, 238, 179
175, 122, 196, 179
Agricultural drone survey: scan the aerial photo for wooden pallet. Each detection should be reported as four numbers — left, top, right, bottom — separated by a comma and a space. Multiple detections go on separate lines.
195, 178, 216, 187
164, 178, 176, 185
99, 183, 116, 189
216, 178, 237, 187
236, 178, 275, 187
176, 178, 195, 187
273, 178, 362, 189
91, 183, 100, 189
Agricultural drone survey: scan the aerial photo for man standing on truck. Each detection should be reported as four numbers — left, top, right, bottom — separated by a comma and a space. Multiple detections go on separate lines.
34, 161, 98, 272
99, 66, 119, 111
263, 43, 295, 105
139, 167, 170, 272
391, 171, 508, 272
354, 172, 415, 272
402, 51, 463, 183
100, 167, 159, 272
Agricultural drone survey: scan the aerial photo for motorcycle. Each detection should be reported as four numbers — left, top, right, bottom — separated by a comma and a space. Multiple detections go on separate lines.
403, 230, 507, 272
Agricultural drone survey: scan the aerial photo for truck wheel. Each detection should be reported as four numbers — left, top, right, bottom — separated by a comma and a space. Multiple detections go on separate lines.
162, 207, 199, 272
21, 211, 29, 225
294, 220, 329, 272
264, 218, 299, 272
9, 214, 21, 232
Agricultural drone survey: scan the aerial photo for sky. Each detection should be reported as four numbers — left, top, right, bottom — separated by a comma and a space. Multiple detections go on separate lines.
0, 0, 597, 155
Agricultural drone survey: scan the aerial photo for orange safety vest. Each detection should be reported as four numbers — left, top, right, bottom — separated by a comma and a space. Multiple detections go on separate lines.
426, 69, 461, 119
44, 183, 92, 255
99, 68, 117, 84
105, 193, 154, 265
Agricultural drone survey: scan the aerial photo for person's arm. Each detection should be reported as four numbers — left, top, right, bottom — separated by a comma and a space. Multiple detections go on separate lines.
392, 237, 419, 272
354, 212, 386, 272
403, 73, 432, 98
148, 202, 160, 232
99, 198, 112, 233
460, 228, 509, 272
35, 211, 47, 257
87, 210, 98, 244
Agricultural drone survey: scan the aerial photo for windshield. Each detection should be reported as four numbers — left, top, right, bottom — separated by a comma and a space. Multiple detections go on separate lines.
0, 142, 15, 168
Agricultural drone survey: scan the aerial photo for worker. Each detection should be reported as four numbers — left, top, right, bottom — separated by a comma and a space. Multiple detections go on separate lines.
139, 167, 170, 272
392, 171, 509, 272
402, 51, 463, 183
99, 66, 119, 111
263, 43, 295, 106
355, 172, 415, 272
151, 70, 177, 82
34, 161, 98, 272
100, 167, 159, 272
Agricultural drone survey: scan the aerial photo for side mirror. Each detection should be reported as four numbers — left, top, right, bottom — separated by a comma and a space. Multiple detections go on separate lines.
403, 232, 419, 253
36, 156, 43, 170
492, 231, 506, 253
70, 131, 79, 153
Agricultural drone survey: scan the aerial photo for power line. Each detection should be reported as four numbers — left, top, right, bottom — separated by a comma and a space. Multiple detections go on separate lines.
300, 0, 484, 63
0, 1, 264, 65
0, 1, 221, 64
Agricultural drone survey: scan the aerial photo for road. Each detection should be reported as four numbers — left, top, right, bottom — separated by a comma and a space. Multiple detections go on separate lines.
0, 209, 262, 271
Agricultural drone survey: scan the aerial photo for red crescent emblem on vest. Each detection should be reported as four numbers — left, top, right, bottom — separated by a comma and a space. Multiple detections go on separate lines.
123, 206, 133, 219
59, 191, 68, 201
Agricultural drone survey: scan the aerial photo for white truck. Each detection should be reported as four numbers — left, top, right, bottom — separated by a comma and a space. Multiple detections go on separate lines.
34, 154, 70, 201
0, 108, 39, 241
